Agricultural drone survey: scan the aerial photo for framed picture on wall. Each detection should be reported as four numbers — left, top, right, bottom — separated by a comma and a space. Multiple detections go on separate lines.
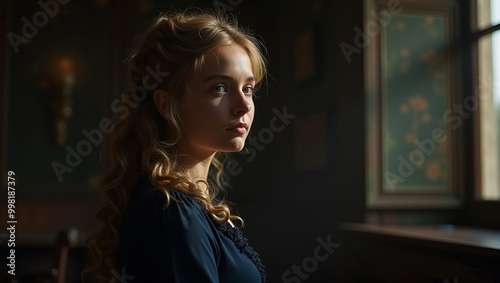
365, 0, 463, 208
292, 27, 317, 83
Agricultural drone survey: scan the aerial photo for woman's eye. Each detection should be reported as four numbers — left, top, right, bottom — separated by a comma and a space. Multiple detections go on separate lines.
243, 86, 254, 95
212, 85, 228, 94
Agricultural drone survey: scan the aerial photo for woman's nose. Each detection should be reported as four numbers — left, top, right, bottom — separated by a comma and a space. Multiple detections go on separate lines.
231, 91, 252, 116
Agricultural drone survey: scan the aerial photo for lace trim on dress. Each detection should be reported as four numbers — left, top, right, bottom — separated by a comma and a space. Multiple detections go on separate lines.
214, 220, 267, 283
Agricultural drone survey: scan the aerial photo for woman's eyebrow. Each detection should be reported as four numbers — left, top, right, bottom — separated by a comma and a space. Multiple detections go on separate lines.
203, 74, 255, 83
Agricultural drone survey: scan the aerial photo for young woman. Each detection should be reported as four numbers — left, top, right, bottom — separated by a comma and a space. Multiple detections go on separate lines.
85, 10, 267, 283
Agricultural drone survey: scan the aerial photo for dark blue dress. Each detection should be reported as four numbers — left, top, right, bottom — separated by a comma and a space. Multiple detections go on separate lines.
119, 182, 265, 282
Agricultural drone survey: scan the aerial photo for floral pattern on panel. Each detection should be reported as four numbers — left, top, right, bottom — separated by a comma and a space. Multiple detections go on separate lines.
382, 13, 449, 191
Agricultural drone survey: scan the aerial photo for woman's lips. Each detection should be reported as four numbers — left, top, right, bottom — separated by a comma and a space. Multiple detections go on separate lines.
227, 123, 248, 134
228, 127, 247, 134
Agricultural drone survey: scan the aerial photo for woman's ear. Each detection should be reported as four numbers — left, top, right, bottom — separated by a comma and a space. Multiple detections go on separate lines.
153, 89, 169, 120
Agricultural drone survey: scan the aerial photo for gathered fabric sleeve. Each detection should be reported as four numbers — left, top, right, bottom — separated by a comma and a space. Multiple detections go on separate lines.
160, 190, 222, 282
119, 188, 223, 282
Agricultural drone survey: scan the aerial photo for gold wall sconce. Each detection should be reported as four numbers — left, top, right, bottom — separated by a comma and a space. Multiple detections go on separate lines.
51, 57, 75, 146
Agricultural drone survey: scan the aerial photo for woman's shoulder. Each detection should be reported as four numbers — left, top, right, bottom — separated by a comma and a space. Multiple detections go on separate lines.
128, 181, 213, 230
119, 182, 223, 279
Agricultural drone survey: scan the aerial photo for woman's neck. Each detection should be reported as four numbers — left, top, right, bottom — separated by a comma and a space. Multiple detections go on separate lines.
176, 150, 216, 185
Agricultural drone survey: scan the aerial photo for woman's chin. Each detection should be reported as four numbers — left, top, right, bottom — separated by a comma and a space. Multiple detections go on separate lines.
221, 147, 245, 153
218, 142, 246, 153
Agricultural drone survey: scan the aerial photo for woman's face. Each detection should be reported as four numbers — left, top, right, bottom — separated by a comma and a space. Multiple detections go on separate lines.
176, 44, 255, 158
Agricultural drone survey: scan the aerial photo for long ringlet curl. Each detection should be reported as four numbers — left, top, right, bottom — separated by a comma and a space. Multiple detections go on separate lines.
83, 9, 267, 282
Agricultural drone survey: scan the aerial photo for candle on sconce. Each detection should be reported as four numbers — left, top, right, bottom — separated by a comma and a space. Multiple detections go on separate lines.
51, 57, 76, 146
59, 58, 75, 85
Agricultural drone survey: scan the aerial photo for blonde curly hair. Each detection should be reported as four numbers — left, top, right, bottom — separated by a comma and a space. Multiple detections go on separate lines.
83, 10, 267, 282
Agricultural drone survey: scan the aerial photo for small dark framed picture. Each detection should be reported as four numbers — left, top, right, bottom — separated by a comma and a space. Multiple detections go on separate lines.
292, 28, 317, 83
